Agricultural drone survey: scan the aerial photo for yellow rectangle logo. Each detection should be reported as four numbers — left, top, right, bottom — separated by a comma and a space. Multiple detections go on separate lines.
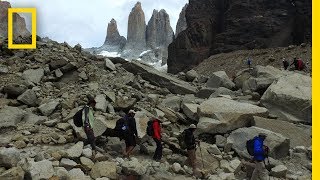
8, 8, 37, 49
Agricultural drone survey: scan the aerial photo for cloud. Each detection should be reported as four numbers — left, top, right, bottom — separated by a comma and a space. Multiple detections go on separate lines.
6, 0, 188, 48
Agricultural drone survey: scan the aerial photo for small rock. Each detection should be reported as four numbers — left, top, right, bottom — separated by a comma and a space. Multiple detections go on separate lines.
215, 135, 227, 148
293, 146, 307, 153
270, 165, 287, 178
0, 148, 21, 168
43, 119, 58, 127
208, 144, 222, 155
17, 90, 38, 106
172, 163, 182, 173
38, 100, 60, 116
51, 152, 62, 161
82, 148, 93, 158
0, 166, 25, 180
105, 58, 116, 71
80, 157, 94, 170
56, 123, 71, 131
90, 161, 117, 179
79, 71, 88, 80
229, 158, 241, 173
66, 142, 83, 158
14, 140, 27, 149
54, 69, 63, 78
60, 158, 77, 169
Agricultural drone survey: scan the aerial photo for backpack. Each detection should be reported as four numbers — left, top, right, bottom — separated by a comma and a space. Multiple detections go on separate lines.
146, 120, 154, 136
177, 130, 187, 149
73, 108, 84, 127
246, 138, 255, 156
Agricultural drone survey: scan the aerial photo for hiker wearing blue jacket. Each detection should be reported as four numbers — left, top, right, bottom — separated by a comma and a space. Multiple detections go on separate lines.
251, 133, 269, 180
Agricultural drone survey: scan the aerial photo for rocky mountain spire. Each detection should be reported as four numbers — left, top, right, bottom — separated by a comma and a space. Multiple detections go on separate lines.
146, 9, 174, 49
125, 1, 146, 50
103, 18, 126, 50
0, 1, 30, 39
175, 4, 188, 38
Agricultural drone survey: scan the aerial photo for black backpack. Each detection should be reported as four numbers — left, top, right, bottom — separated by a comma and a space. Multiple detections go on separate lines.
177, 130, 187, 149
246, 137, 255, 156
73, 108, 84, 127
146, 120, 154, 136
73, 106, 90, 127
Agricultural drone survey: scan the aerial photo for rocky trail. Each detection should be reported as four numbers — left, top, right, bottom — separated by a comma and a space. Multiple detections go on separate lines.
0, 37, 312, 180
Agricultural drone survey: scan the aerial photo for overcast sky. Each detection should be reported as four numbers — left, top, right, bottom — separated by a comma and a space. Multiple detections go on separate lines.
7, 0, 188, 48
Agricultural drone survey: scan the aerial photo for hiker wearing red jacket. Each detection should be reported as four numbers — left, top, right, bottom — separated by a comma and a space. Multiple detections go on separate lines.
152, 119, 163, 161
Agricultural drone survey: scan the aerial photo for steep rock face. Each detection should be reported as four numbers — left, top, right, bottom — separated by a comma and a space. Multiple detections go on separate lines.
168, 0, 312, 74
103, 19, 126, 51
146, 9, 174, 49
125, 2, 147, 50
0, 1, 30, 39
175, 4, 188, 38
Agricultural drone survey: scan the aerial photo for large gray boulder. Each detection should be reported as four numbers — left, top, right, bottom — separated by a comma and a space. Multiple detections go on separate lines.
90, 161, 117, 179
95, 94, 108, 112
242, 77, 275, 94
134, 111, 150, 138
24, 113, 48, 125
0, 166, 25, 180
253, 116, 311, 148
161, 96, 182, 111
206, 71, 235, 90
121, 158, 148, 176
122, 60, 197, 94
0, 106, 26, 128
22, 68, 44, 84
68, 168, 91, 180
105, 58, 116, 71
252, 65, 286, 79
195, 142, 220, 173
27, 160, 54, 180
3, 83, 27, 98
66, 142, 83, 158
261, 73, 311, 123
181, 103, 199, 121
197, 97, 268, 133
0, 148, 21, 168
38, 100, 60, 116
227, 126, 290, 159
17, 89, 38, 106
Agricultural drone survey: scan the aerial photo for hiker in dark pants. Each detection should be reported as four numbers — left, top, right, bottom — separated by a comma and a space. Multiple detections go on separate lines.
282, 58, 289, 70
184, 124, 200, 177
251, 133, 269, 180
82, 95, 97, 159
152, 118, 163, 161
123, 110, 139, 158
247, 58, 252, 69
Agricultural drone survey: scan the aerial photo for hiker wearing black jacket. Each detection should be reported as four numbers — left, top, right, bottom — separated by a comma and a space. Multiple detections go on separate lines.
184, 124, 200, 176
122, 110, 138, 158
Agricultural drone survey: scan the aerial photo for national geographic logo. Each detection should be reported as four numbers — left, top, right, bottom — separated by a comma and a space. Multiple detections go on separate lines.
8, 8, 37, 49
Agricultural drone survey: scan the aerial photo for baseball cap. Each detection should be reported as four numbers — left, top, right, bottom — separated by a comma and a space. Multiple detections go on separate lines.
129, 110, 136, 114
189, 124, 197, 129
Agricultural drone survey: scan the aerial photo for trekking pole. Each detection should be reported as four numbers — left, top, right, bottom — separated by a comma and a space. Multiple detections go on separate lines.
198, 141, 205, 169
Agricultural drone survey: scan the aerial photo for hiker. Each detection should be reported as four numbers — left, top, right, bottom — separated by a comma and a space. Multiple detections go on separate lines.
184, 124, 200, 176
250, 133, 269, 180
282, 58, 289, 70
290, 57, 298, 70
122, 110, 138, 158
247, 58, 252, 69
297, 58, 305, 71
82, 95, 97, 159
151, 118, 163, 161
